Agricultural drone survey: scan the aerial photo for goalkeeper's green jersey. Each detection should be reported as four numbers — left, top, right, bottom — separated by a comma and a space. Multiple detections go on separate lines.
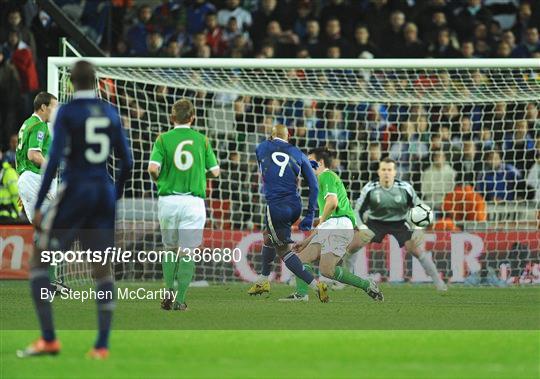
317, 169, 356, 227
15, 114, 51, 175
149, 125, 218, 198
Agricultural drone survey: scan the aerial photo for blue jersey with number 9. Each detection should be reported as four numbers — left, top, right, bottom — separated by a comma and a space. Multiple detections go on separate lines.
255, 138, 318, 206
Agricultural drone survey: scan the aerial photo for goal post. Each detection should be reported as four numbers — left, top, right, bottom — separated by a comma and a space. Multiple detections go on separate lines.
47, 57, 540, 285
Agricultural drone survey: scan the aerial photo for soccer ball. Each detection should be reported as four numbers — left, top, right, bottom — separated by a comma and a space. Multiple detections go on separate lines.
407, 204, 433, 228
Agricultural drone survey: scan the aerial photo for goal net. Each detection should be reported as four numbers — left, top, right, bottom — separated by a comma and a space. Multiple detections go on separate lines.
48, 58, 540, 286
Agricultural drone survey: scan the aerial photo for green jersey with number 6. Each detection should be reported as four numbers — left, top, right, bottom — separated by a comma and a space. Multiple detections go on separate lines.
150, 126, 218, 198
15, 114, 51, 175
318, 169, 356, 227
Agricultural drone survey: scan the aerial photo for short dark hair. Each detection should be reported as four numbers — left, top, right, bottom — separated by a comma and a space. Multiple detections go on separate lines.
379, 157, 396, 168
309, 147, 334, 167
33, 92, 57, 111
71, 60, 96, 90
172, 98, 195, 124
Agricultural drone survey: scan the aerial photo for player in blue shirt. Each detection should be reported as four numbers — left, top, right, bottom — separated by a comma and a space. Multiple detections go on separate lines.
248, 124, 329, 302
17, 61, 133, 360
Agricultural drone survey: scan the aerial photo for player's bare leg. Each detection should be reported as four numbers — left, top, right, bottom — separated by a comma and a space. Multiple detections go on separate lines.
279, 242, 328, 303
405, 234, 447, 291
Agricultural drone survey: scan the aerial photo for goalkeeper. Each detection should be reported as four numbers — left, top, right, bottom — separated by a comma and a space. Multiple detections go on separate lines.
347, 157, 447, 291
148, 98, 220, 311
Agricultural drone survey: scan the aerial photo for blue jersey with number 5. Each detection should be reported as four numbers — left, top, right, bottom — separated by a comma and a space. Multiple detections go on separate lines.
35, 94, 132, 210
255, 138, 318, 211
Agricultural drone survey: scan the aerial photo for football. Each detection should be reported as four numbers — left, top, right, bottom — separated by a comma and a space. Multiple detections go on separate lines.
408, 203, 434, 228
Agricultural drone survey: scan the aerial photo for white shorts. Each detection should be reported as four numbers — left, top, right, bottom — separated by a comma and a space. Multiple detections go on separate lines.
18, 170, 57, 222
309, 217, 354, 258
158, 195, 206, 249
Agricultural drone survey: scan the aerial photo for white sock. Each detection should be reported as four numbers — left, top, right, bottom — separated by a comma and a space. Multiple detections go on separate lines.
257, 274, 269, 282
308, 280, 318, 289
418, 252, 442, 284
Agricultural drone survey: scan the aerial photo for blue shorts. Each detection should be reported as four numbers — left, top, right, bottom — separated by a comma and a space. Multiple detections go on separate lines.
38, 180, 116, 252
264, 200, 302, 247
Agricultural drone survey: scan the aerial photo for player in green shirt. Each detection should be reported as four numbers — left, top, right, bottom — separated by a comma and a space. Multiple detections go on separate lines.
15, 92, 64, 291
148, 98, 220, 311
280, 147, 383, 302
347, 157, 447, 291
15, 92, 58, 222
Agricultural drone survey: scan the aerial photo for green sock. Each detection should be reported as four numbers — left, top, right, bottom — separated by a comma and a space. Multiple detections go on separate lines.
296, 264, 314, 296
334, 266, 370, 291
48, 266, 56, 282
162, 254, 177, 289
176, 257, 195, 303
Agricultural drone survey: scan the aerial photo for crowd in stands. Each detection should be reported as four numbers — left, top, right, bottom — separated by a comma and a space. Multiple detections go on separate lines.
0, 0, 539, 229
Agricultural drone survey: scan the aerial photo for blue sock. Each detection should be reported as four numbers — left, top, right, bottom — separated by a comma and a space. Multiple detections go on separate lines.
282, 252, 315, 285
95, 278, 115, 349
261, 245, 276, 276
30, 268, 55, 342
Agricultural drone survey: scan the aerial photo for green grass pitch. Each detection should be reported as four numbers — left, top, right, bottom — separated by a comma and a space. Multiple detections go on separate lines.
1, 281, 539, 378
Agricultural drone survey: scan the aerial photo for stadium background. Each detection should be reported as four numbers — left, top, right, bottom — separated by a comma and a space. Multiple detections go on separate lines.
0, 1, 539, 379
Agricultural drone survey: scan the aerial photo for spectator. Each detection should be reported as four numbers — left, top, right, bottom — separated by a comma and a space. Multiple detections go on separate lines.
503, 119, 535, 175
217, 0, 252, 33
526, 152, 539, 204
459, 39, 476, 58
359, 142, 381, 186
382, 10, 406, 57
495, 40, 512, 57
292, 0, 315, 40
525, 103, 539, 138
303, 19, 323, 57
397, 22, 426, 58
153, 0, 183, 40
0, 48, 21, 150
501, 29, 516, 51
477, 150, 520, 201
0, 157, 21, 221
389, 121, 428, 181
162, 39, 182, 57
363, 0, 392, 46
205, 13, 227, 57
442, 183, 487, 223
222, 17, 249, 50
126, 4, 154, 56
454, 0, 493, 41
351, 24, 380, 58
250, 0, 280, 47
319, 0, 355, 37
0, 8, 36, 59
320, 17, 352, 58
421, 150, 456, 211
512, 26, 540, 58
145, 32, 164, 57
5, 31, 39, 116
512, 1, 534, 43
4, 134, 18, 166
185, 32, 210, 57
187, 0, 216, 35
453, 140, 482, 185
430, 27, 460, 58
423, 10, 450, 46
264, 20, 299, 58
